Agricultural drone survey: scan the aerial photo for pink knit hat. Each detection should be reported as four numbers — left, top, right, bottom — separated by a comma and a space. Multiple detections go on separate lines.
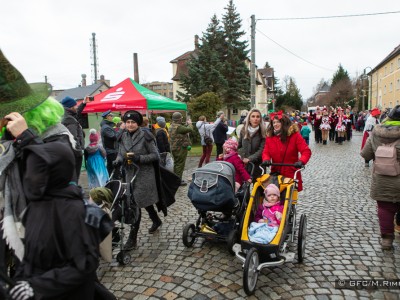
89, 128, 99, 144
264, 183, 280, 197
223, 139, 238, 153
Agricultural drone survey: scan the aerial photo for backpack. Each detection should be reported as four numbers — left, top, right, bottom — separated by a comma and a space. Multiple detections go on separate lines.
373, 139, 400, 176
202, 123, 213, 145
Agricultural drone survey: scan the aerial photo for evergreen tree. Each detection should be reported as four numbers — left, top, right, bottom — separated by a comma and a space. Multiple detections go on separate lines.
221, 0, 250, 111
178, 15, 227, 101
332, 64, 350, 86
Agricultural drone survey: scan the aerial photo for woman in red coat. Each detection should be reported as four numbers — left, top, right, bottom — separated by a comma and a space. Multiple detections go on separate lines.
262, 112, 311, 191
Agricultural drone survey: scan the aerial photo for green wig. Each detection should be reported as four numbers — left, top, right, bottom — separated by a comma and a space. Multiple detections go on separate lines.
23, 97, 64, 135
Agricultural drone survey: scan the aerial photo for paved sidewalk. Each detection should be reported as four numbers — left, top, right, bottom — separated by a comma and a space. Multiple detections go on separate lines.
83, 132, 400, 299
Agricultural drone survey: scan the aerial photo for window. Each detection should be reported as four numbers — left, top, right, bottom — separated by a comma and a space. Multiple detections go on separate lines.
390, 63, 393, 72
232, 109, 238, 115
397, 79, 400, 90
398, 58, 400, 68
390, 82, 393, 92
384, 85, 386, 94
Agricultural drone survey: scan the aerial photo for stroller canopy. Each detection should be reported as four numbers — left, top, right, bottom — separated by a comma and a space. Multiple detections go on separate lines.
193, 161, 236, 191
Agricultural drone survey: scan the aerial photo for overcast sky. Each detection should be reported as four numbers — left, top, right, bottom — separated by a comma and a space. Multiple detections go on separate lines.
1, 0, 399, 100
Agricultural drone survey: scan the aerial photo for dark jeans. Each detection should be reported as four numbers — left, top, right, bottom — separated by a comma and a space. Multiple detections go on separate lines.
199, 144, 213, 167
303, 137, 309, 145
106, 152, 118, 177
215, 143, 224, 159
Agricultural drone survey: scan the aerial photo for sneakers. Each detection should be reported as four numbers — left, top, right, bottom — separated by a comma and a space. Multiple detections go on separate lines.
381, 234, 394, 250
149, 220, 162, 234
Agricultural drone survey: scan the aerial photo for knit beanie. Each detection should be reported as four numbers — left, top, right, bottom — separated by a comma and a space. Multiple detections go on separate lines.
89, 128, 99, 144
223, 138, 238, 153
89, 187, 113, 206
157, 116, 166, 128
264, 183, 280, 198
61, 96, 77, 108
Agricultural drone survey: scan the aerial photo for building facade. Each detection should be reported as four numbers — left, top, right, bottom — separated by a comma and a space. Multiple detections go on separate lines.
142, 81, 174, 99
369, 44, 400, 110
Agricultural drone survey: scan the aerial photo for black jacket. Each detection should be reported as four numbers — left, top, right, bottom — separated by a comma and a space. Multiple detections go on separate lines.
13, 129, 102, 300
213, 122, 228, 144
100, 120, 123, 154
62, 108, 85, 155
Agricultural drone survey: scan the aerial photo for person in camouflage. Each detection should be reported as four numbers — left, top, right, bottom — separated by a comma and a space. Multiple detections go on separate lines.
168, 112, 193, 186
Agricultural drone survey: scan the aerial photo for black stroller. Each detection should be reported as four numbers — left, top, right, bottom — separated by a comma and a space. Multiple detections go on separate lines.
105, 164, 140, 265
182, 161, 253, 254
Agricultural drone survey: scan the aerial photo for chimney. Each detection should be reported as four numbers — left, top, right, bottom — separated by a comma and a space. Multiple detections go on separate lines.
133, 53, 139, 83
194, 35, 199, 50
81, 74, 87, 87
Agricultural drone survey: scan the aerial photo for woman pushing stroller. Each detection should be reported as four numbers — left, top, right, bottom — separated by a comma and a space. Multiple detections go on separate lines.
113, 110, 168, 251
262, 111, 311, 192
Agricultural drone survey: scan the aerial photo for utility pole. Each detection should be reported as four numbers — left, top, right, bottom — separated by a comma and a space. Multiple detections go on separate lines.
250, 15, 256, 108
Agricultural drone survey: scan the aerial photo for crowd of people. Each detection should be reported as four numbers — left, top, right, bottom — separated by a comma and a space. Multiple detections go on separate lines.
1, 45, 399, 299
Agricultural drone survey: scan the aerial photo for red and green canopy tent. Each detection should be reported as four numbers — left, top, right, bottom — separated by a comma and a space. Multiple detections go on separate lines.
83, 78, 187, 114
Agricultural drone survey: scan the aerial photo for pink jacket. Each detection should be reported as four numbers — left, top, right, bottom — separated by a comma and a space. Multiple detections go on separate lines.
218, 153, 251, 185
254, 202, 284, 227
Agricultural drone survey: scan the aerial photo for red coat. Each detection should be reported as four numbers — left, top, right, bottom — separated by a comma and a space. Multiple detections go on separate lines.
262, 126, 311, 191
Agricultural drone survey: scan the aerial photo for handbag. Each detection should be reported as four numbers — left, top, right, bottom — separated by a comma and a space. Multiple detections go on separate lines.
202, 123, 213, 145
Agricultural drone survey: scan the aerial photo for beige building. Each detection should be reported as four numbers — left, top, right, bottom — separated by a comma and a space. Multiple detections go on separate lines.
142, 81, 173, 99
369, 44, 400, 109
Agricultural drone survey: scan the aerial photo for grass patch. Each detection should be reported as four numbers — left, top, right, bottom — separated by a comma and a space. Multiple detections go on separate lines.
187, 144, 217, 157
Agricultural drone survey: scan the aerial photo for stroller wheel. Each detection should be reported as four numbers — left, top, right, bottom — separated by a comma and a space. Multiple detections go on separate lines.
116, 251, 131, 265
297, 214, 307, 263
243, 247, 259, 296
182, 223, 196, 247
226, 229, 238, 256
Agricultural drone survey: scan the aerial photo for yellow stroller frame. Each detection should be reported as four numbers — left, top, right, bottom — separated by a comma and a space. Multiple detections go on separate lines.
233, 163, 307, 295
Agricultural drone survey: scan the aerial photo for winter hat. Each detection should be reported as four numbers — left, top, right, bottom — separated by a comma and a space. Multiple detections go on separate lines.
303, 122, 307, 126
89, 128, 99, 143
172, 112, 182, 121
112, 116, 121, 124
223, 138, 238, 153
264, 183, 280, 198
157, 116, 166, 128
371, 107, 381, 117
217, 111, 224, 117
388, 105, 400, 121
122, 110, 143, 125
61, 96, 77, 108
89, 187, 113, 206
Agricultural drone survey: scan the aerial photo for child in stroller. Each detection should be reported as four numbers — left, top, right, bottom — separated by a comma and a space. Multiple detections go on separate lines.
248, 183, 283, 244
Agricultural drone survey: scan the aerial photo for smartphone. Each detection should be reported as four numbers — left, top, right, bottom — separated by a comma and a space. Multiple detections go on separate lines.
89, 96, 95, 101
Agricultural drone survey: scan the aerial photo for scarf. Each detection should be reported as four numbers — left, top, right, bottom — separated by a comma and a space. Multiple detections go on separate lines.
248, 126, 259, 137
223, 151, 237, 160
0, 140, 26, 261
273, 129, 281, 136
0, 123, 74, 261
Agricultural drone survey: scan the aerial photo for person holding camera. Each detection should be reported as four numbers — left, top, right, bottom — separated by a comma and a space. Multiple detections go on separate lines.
113, 111, 167, 250
196, 113, 223, 168
61, 95, 89, 183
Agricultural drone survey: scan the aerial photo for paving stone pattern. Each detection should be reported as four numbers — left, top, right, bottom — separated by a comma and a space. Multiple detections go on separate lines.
90, 131, 400, 299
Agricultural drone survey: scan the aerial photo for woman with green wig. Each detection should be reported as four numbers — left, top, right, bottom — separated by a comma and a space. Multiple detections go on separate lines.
0, 49, 114, 300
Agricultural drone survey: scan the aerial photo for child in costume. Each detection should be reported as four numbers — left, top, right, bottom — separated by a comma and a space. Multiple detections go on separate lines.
248, 184, 283, 244
335, 107, 346, 145
84, 128, 109, 188
217, 138, 251, 192
319, 107, 331, 145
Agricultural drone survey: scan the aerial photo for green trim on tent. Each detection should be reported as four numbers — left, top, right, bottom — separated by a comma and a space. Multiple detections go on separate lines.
131, 79, 187, 111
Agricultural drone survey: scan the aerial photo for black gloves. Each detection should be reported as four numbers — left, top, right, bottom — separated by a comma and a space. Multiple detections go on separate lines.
294, 161, 303, 168
112, 159, 122, 167
9, 281, 34, 300
261, 160, 271, 167
132, 155, 140, 163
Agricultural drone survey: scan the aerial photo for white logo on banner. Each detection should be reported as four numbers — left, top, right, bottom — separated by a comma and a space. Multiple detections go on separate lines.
101, 87, 125, 101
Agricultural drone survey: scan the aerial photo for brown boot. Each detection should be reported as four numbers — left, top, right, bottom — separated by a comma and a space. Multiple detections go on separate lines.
381, 234, 394, 250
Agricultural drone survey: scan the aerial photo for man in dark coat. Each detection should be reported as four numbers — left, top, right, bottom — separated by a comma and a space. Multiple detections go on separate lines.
213, 111, 228, 159
61, 96, 86, 183
100, 110, 125, 176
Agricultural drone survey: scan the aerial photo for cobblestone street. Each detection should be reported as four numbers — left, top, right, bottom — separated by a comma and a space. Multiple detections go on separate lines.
90, 131, 400, 299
